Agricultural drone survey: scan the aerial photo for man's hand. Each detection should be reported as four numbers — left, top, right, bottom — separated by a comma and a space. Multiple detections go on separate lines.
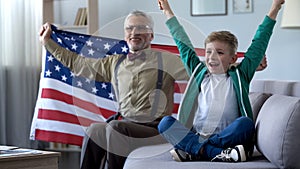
256, 56, 267, 71
39, 22, 52, 45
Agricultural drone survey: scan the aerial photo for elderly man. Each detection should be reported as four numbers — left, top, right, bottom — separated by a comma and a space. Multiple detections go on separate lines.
39, 10, 188, 169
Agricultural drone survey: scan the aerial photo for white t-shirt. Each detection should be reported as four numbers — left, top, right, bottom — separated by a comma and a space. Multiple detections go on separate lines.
193, 73, 239, 138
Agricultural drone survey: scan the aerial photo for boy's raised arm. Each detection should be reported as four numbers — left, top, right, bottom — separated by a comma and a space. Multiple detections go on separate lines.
158, 0, 174, 19
268, 0, 285, 20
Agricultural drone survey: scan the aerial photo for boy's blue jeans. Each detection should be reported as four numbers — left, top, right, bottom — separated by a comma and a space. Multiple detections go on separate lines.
158, 116, 255, 160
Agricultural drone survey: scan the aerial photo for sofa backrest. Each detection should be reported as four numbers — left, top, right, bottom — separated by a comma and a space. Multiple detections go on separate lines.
250, 80, 300, 169
250, 79, 300, 97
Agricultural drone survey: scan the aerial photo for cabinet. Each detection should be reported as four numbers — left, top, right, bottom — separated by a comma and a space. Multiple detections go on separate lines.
42, 0, 99, 34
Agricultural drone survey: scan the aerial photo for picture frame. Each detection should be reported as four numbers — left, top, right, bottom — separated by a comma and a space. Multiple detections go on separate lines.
191, 0, 227, 16
233, 0, 253, 13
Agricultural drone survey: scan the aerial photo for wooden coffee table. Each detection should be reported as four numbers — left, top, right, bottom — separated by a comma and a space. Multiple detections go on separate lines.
0, 146, 60, 169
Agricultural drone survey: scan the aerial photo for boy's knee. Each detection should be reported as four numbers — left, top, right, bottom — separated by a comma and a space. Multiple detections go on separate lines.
238, 117, 255, 130
234, 117, 255, 137
158, 116, 176, 134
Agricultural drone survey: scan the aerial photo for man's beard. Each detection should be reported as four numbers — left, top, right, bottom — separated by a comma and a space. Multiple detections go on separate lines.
129, 42, 148, 52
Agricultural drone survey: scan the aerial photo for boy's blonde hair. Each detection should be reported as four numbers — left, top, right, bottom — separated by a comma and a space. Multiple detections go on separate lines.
204, 31, 238, 56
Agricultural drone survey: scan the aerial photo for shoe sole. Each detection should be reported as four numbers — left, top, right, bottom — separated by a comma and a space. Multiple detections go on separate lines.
170, 149, 183, 162
235, 145, 247, 162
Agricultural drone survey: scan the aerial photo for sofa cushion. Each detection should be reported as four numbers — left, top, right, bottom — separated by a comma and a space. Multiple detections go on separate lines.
255, 94, 300, 169
249, 92, 272, 122
124, 143, 277, 169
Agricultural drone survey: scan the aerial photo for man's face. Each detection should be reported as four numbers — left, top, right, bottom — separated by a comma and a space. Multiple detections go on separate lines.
124, 15, 153, 52
205, 41, 237, 74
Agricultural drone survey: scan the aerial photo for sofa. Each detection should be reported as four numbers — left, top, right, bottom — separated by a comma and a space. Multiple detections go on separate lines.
123, 79, 300, 169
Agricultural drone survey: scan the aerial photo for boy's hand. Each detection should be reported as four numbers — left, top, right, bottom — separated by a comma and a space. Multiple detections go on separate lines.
158, 0, 174, 19
268, 0, 285, 20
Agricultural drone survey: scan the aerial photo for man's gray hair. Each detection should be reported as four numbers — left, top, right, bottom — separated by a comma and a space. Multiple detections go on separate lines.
124, 10, 154, 30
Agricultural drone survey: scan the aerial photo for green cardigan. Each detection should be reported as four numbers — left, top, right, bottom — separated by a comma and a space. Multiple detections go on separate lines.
166, 16, 276, 127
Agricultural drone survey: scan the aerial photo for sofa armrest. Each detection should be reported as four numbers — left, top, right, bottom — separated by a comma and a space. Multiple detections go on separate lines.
255, 94, 300, 169
249, 92, 272, 122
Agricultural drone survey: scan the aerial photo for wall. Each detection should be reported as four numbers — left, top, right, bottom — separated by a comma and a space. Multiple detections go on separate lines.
99, 0, 300, 81
56, 0, 300, 81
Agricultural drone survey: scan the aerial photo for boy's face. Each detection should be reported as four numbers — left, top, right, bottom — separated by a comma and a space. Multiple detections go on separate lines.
124, 15, 153, 52
205, 41, 237, 74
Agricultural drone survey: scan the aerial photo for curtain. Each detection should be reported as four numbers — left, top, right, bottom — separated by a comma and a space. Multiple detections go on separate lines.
0, 0, 44, 148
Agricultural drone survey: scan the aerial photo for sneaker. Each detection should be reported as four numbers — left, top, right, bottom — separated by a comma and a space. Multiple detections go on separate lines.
211, 145, 246, 162
170, 149, 193, 162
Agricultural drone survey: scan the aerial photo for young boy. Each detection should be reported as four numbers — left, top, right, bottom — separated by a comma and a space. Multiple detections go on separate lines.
157, 0, 284, 162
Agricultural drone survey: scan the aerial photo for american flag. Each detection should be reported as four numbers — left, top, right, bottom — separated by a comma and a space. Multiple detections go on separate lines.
30, 25, 246, 146
29, 25, 188, 146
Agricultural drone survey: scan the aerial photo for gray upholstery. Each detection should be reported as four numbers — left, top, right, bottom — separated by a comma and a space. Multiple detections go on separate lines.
249, 92, 272, 122
250, 80, 300, 97
124, 143, 277, 169
292, 82, 300, 97
124, 80, 300, 169
256, 94, 300, 169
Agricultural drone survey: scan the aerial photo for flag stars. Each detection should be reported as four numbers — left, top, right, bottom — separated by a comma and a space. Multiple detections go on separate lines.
57, 38, 62, 44
85, 78, 91, 83
122, 45, 129, 53
88, 48, 95, 56
86, 40, 93, 47
108, 93, 114, 99
92, 87, 98, 94
101, 83, 107, 89
61, 75, 67, 81
44, 30, 129, 104
55, 65, 61, 72
104, 43, 111, 50
71, 43, 78, 50
47, 55, 54, 62
70, 72, 75, 77
77, 81, 83, 87
45, 69, 52, 77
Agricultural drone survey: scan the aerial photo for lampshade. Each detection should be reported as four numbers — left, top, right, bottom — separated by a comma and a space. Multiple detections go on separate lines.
281, 0, 300, 28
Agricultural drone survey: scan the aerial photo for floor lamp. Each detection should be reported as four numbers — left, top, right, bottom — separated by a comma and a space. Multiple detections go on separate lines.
281, 0, 300, 29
